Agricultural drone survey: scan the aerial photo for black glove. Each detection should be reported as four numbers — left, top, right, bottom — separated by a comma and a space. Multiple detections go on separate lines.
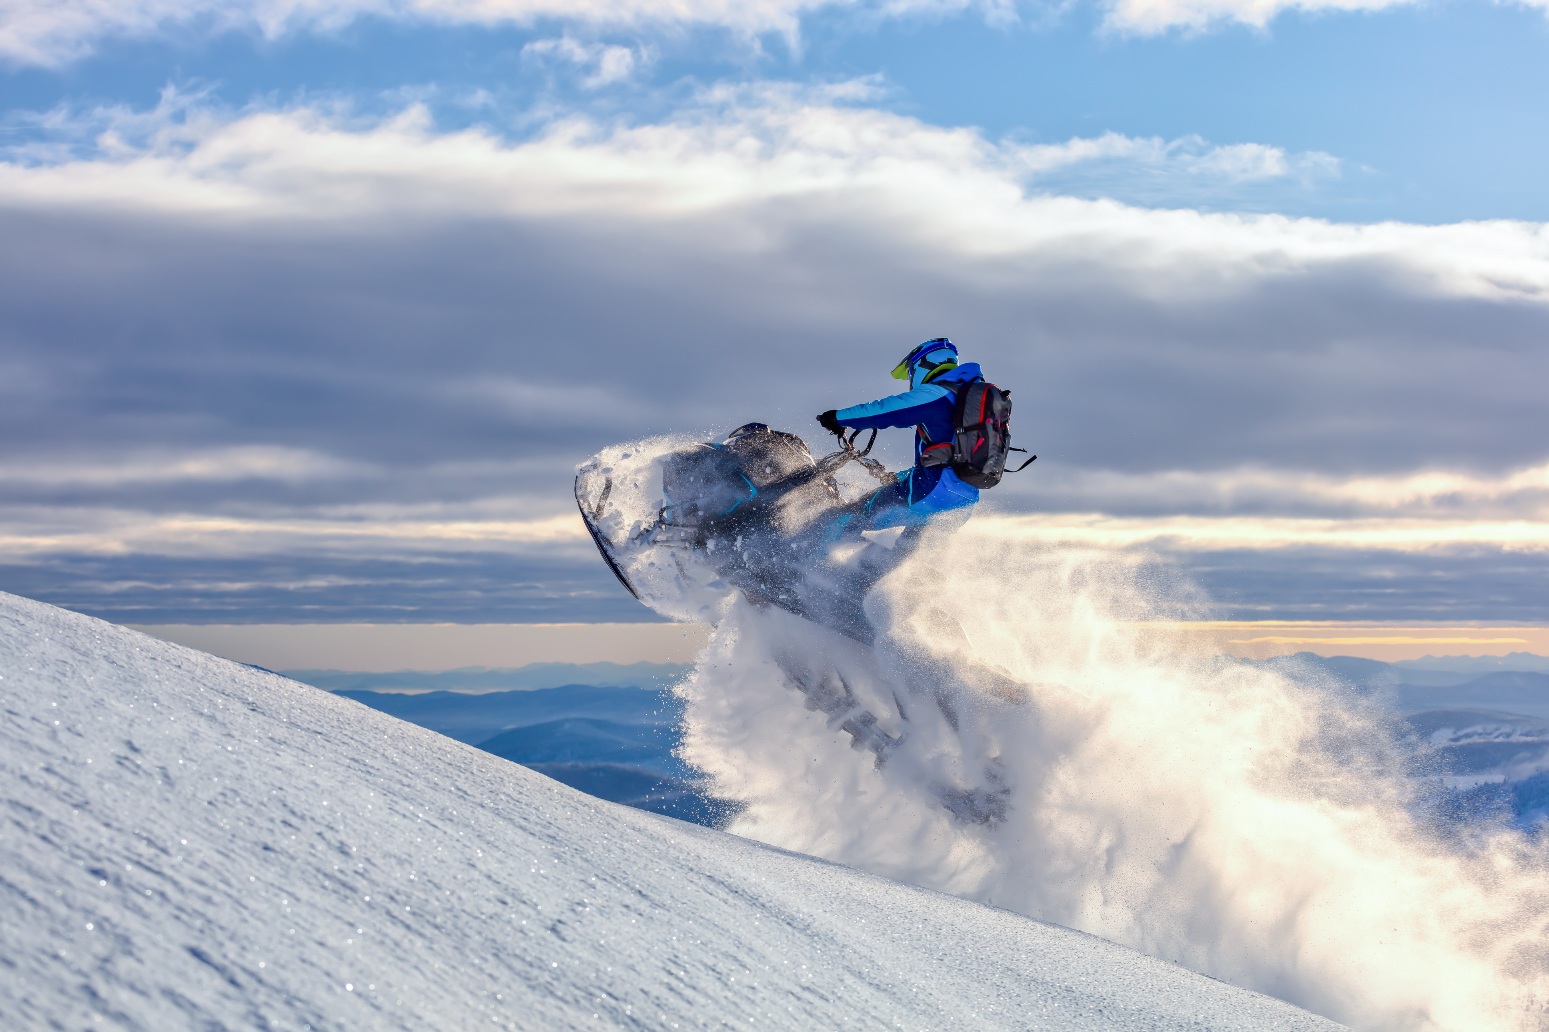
816, 410, 843, 437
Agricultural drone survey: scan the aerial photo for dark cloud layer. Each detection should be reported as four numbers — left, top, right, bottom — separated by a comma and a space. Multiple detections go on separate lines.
9, 542, 1549, 625
0, 551, 650, 623
1180, 547, 1549, 623
5, 208, 1548, 489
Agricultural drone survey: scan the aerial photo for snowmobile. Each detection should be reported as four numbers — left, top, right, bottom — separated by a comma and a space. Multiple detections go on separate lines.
576, 422, 910, 647
575, 424, 1015, 827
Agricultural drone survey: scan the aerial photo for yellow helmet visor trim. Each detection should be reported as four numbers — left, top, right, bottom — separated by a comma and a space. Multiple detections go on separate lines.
890, 358, 910, 380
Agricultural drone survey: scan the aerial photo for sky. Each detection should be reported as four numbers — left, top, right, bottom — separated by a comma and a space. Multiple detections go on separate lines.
1, 0, 1548, 647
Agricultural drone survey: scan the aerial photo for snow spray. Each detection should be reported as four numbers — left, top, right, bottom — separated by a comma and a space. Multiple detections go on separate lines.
582, 434, 1549, 1030
676, 532, 1549, 1030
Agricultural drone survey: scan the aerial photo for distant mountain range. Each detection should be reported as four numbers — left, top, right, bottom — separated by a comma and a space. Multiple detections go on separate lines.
333, 684, 684, 744
1391, 652, 1549, 676
288, 661, 690, 694
1257, 653, 1549, 716
1394, 673, 1549, 718
335, 683, 737, 826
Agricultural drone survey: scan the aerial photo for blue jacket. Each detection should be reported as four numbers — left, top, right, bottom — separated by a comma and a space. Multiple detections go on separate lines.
834, 362, 984, 500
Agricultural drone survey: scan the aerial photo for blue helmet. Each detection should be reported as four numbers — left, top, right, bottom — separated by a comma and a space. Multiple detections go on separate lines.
891, 337, 958, 384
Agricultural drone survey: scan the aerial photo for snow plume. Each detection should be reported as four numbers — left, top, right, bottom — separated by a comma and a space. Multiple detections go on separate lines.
668, 529, 1549, 1030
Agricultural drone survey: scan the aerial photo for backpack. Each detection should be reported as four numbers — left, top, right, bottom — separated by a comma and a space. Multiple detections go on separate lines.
918, 377, 1034, 488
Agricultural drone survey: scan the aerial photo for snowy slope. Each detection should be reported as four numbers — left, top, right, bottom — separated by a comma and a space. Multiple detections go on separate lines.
0, 591, 1341, 1031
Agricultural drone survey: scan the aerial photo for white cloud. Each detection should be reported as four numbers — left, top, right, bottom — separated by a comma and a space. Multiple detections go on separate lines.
0, 505, 587, 559
1100, 0, 1416, 33
1033, 461, 1549, 520
0, 0, 999, 67
0, 446, 369, 487
971, 512, 1549, 553
2, 92, 1545, 304
1100, 0, 1549, 33
1016, 131, 1338, 185
5, 0, 1548, 67
16, 473, 1549, 569
521, 36, 648, 88
1011, 131, 1342, 208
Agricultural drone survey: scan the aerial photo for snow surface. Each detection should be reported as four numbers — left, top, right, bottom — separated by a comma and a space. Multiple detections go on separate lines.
0, 590, 1341, 1031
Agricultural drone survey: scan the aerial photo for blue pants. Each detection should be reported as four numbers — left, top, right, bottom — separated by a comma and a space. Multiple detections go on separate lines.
854, 467, 978, 532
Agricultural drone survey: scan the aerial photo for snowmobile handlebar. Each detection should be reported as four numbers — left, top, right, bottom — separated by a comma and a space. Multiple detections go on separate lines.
840, 428, 878, 458
817, 428, 894, 486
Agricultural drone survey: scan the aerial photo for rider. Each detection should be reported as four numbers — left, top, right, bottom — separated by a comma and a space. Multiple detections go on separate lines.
817, 338, 983, 532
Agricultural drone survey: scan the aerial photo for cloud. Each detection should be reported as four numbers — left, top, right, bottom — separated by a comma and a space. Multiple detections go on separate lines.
1016, 131, 1339, 184
2, 89, 1548, 621
0, 0, 1010, 68
1099, 0, 1417, 34
521, 36, 649, 89
0, 506, 586, 559
1098, 0, 1549, 34
0, 446, 369, 488
2, 92, 1545, 462
6, 0, 1548, 68
0, 549, 641, 622
5, 93, 1546, 302
1, 89, 1545, 471
1008, 131, 1343, 212
972, 513, 1549, 553
1226, 633, 1531, 645
0, 0, 803, 66
1030, 461, 1549, 519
